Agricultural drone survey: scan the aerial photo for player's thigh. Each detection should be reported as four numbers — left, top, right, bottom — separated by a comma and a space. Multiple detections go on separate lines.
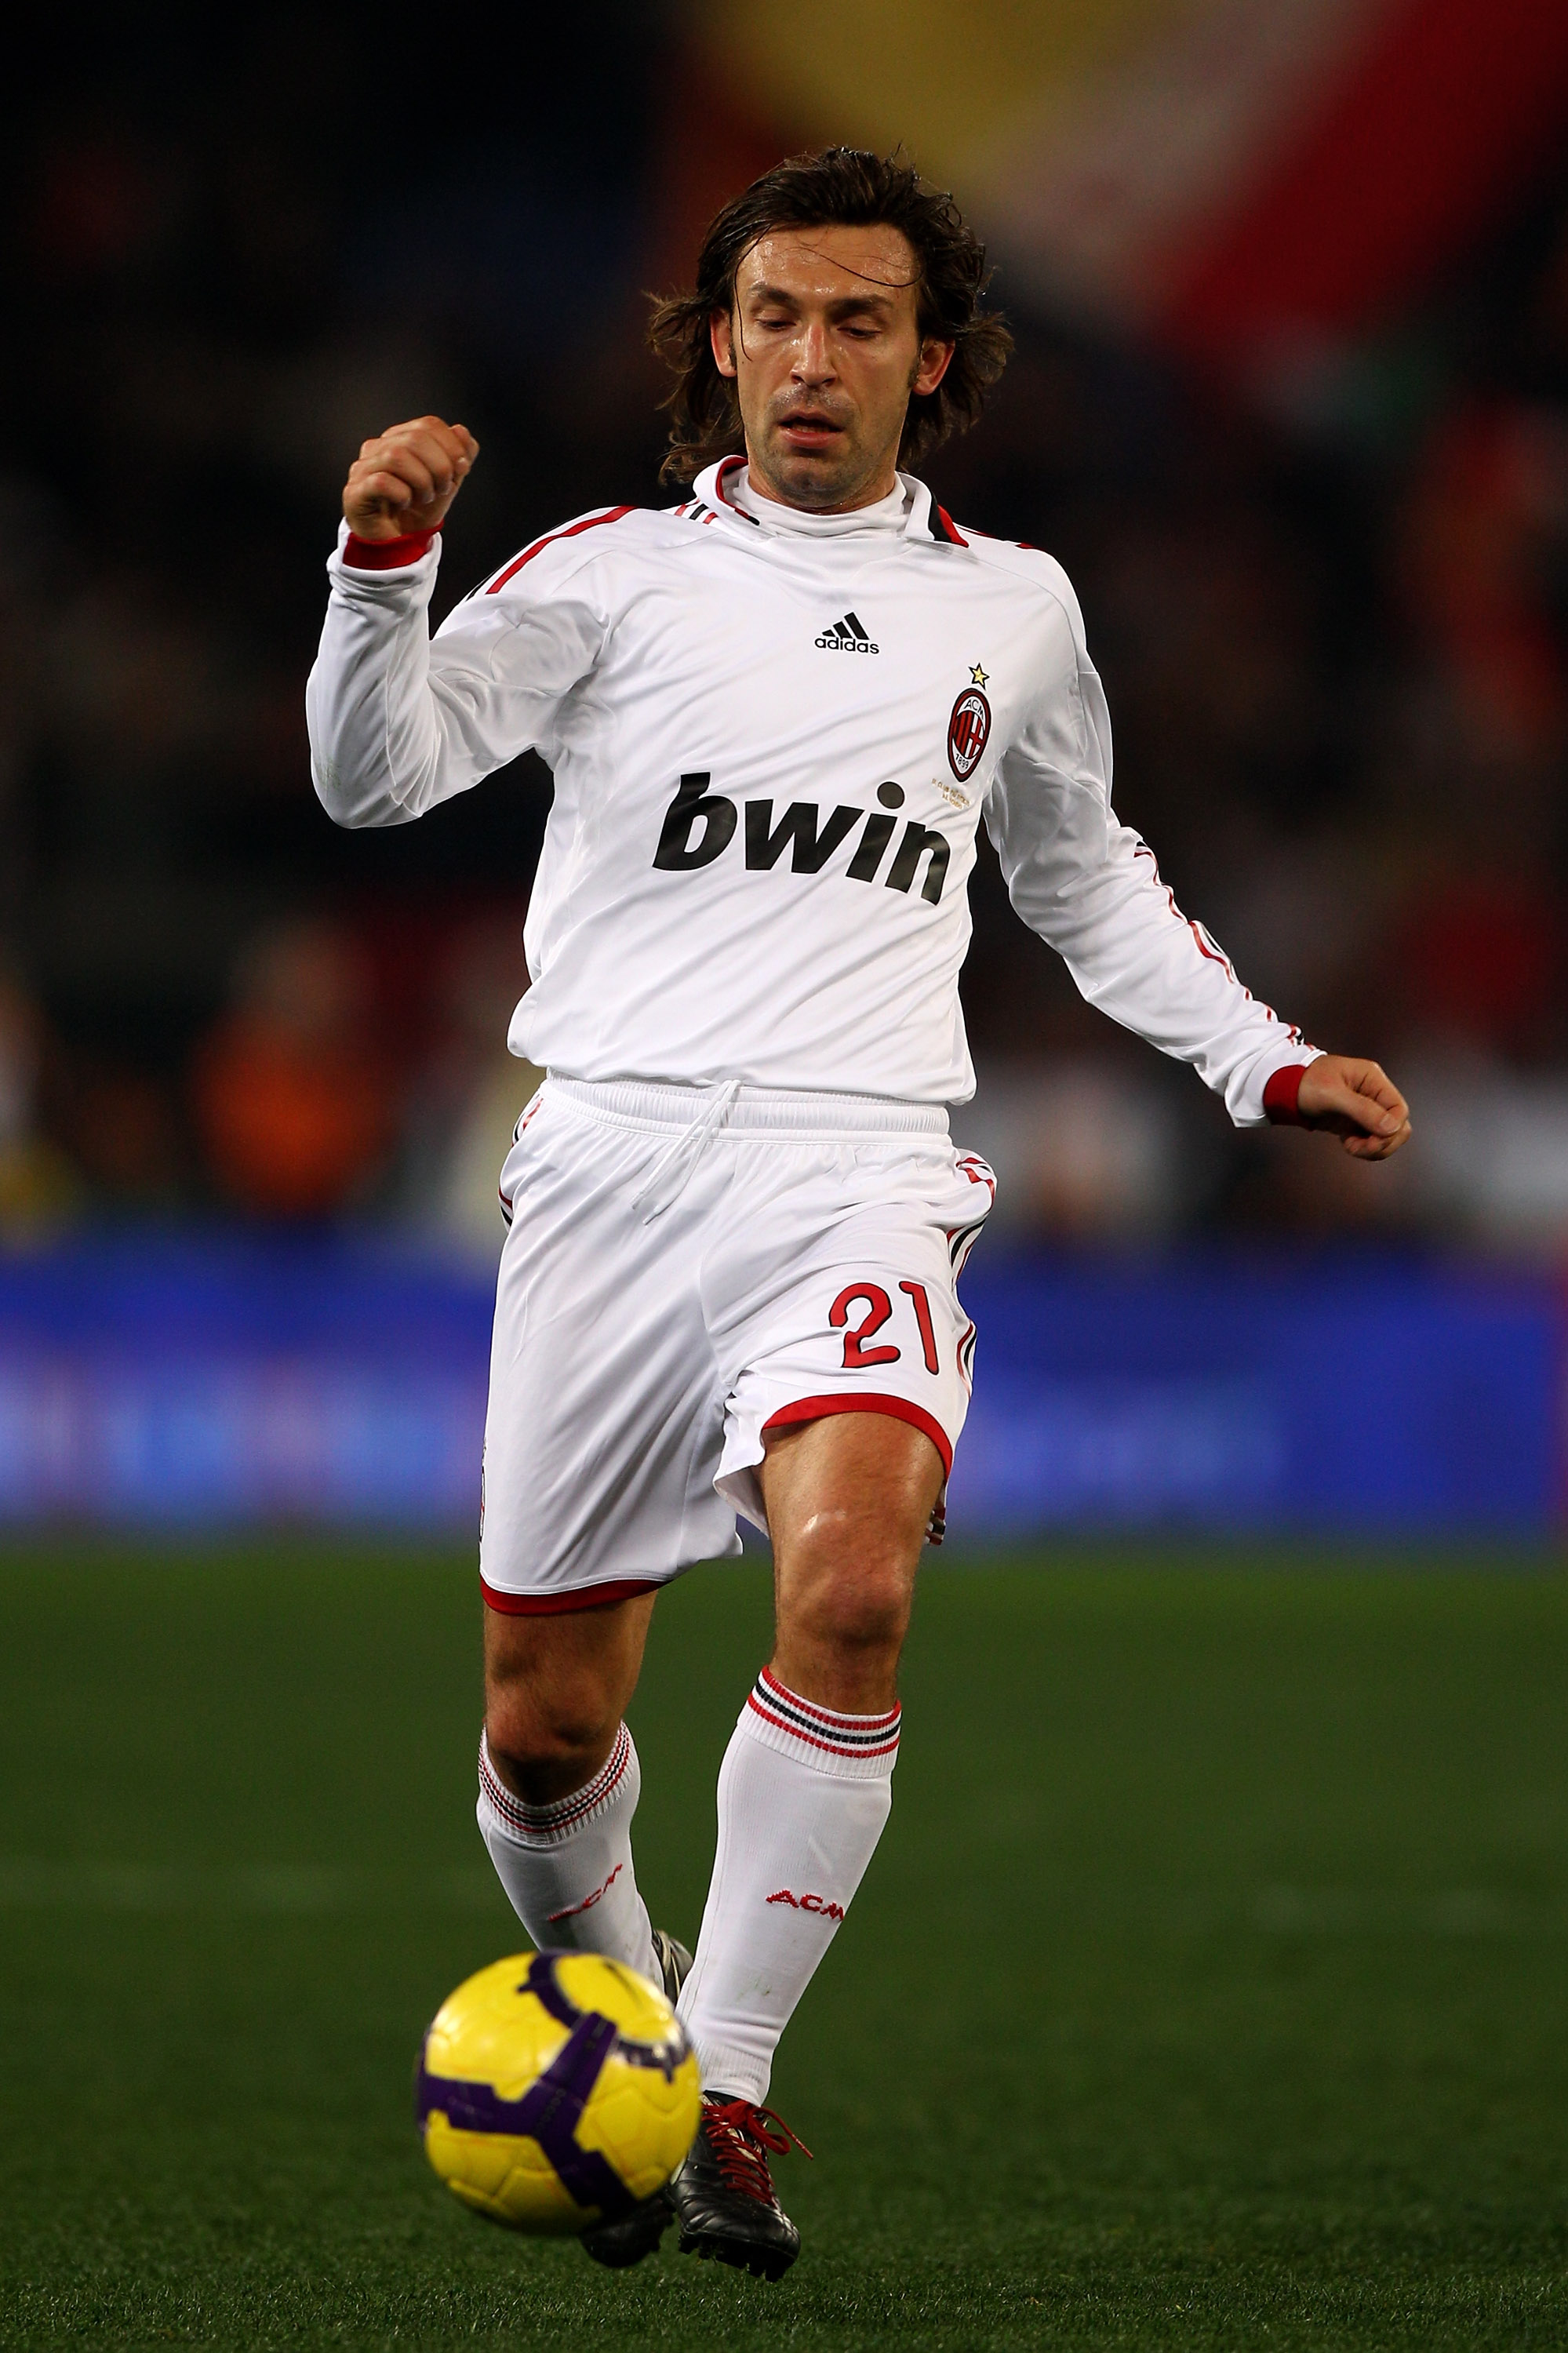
762, 1407, 940, 1654
762, 1408, 941, 1585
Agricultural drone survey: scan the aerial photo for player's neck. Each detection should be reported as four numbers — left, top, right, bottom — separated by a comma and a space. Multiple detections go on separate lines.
743, 455, 901, 516
729, 463, 910, 536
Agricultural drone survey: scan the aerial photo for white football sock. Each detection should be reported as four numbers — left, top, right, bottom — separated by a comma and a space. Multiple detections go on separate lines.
477, 1722, 658, 1980
678, 1668, 900, 2104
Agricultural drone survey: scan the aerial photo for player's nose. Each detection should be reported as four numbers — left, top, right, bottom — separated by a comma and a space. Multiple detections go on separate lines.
791, 322, 836, 381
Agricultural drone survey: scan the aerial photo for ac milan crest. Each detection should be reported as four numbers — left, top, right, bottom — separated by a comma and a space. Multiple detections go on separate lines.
946, 687, 991, 781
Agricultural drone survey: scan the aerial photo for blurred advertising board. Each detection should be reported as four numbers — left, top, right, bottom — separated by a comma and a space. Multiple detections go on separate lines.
0, 1237, 490, 1530
951, 1254, 1561, 1537
0, 1238, 1559, 1537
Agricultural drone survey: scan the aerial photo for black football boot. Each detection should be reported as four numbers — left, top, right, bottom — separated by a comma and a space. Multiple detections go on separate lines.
669, 2094, 812, 2280
649, 1929, 692, 2006
578, 1930, 693, 2270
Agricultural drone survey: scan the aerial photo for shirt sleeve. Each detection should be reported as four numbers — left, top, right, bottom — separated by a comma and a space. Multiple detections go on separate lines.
984, 576, 1317, 1128
305, 522, 609, 829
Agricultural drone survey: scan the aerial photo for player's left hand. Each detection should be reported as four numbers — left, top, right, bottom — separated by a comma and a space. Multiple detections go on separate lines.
1296, 1055, 1410, 1159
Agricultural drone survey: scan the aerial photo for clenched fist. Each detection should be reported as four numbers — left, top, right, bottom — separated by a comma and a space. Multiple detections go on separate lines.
343, 415, 478, 541
1297, 1054, 1411, 1158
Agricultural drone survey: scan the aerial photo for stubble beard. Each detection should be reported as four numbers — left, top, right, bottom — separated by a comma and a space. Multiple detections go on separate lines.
750, 413, 897, 514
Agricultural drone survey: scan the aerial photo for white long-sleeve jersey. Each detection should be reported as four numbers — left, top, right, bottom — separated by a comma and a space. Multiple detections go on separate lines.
307, 456, 1314, 1116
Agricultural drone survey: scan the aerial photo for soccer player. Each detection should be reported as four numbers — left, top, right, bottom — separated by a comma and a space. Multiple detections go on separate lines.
307, 149, 1410, 2279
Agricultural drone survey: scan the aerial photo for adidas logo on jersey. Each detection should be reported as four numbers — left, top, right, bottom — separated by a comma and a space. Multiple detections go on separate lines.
815, 612, 879, 653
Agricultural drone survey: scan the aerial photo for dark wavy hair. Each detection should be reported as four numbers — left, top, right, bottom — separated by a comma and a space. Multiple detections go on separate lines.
647, 147, 1012, 486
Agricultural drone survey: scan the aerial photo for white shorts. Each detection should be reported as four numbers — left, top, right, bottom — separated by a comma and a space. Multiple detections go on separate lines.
478, 1075, 994, 1614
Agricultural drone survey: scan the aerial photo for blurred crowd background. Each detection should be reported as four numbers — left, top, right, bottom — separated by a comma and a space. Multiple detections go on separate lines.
5, 1, 1568, 1261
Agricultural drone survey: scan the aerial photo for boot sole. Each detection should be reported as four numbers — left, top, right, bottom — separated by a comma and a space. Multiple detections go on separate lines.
678, 2224, 797, 2282
580, 2194, 672, 2269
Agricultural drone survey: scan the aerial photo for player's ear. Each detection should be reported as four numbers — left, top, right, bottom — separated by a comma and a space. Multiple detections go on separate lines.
711, 307, 738, 380
913, 339, 955, 398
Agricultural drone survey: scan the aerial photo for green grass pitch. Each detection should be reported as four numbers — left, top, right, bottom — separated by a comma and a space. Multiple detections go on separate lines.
2, 1544, 1565, 2351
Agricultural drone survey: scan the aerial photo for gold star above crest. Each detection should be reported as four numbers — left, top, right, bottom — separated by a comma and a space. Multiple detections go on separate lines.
970, 663, 989, 687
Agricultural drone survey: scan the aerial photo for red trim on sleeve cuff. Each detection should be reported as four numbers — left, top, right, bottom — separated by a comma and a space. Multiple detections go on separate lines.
342, 528, 440, 570
1263, 1063, 1308, 1126
762, 1391, 954, 1478
480, 1573, 660, 1615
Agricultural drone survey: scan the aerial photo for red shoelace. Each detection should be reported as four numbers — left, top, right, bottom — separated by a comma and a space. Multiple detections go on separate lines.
702, 2098, 813, 2201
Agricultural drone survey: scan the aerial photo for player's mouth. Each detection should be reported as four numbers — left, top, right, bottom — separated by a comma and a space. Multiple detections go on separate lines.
776, 409, 847, 451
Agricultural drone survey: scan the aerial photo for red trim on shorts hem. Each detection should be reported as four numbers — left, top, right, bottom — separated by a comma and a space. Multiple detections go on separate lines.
761, 1392, 954, 1478
480, 1574, 660, 1615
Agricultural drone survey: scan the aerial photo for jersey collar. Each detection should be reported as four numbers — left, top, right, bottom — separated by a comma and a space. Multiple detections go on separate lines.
690, 456, 952, 544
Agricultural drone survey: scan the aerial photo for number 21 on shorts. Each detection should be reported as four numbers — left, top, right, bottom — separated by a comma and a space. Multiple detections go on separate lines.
829, 1281, 940, 1374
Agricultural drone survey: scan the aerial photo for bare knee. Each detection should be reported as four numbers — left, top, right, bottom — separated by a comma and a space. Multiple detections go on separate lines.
485, 1666, 621, 1795
782, 1515, 916, 1661
799, 1573, 912, 1662
760, 1412, 940, 1710
482, 1592, 654, 1804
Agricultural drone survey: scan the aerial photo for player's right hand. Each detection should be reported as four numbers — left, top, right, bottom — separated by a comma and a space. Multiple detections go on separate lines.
343, 415, 478, 541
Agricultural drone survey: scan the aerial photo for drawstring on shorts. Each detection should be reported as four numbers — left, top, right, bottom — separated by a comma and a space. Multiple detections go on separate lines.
629, 1078, 742, 1221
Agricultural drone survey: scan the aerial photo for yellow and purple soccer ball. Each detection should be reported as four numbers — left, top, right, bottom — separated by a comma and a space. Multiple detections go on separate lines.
416, 1950, 701, 2233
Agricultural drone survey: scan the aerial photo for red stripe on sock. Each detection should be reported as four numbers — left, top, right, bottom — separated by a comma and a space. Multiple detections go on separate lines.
480, 1725, 631, 1837
745, 1695, 901, 1758
757, 1666, 900, 1731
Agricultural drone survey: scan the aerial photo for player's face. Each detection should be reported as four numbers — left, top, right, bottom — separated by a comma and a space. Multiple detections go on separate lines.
711, 223, 955, 511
